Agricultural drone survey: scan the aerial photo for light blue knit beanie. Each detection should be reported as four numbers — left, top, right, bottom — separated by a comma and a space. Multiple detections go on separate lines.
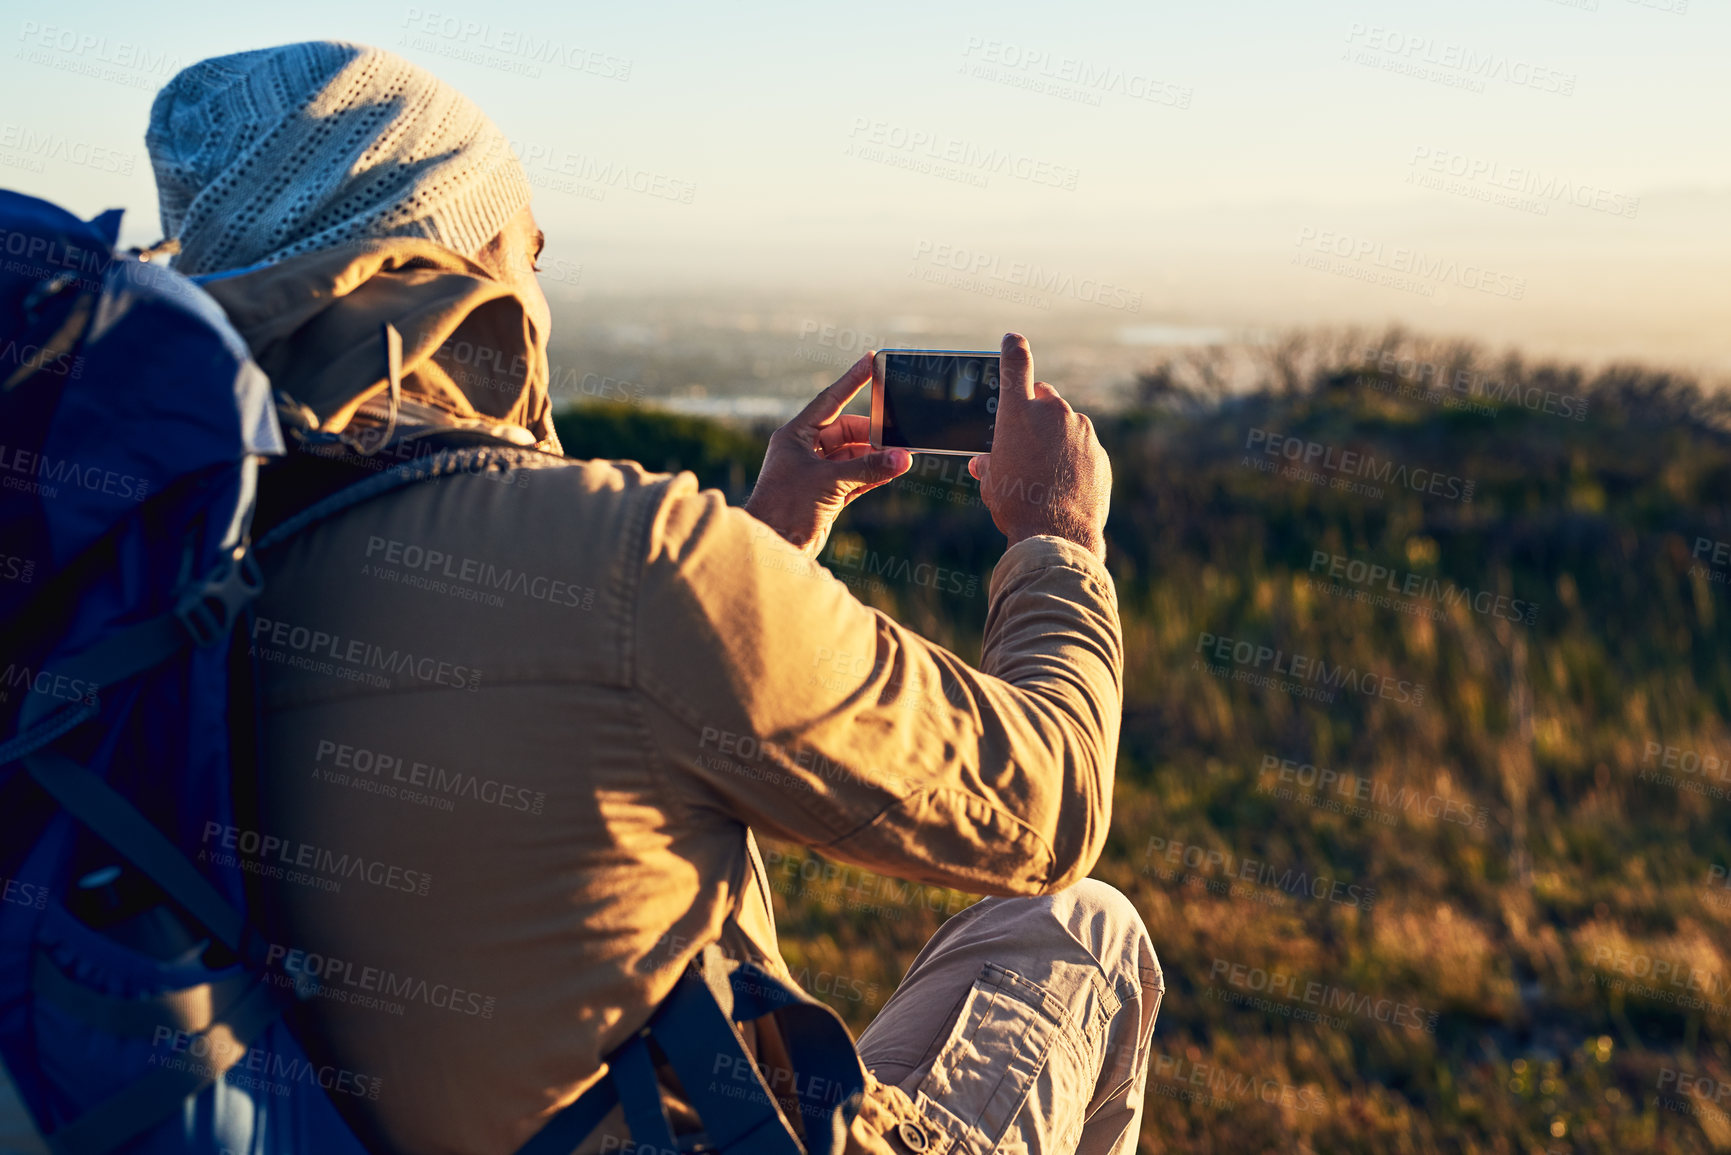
147, 41, 532, 275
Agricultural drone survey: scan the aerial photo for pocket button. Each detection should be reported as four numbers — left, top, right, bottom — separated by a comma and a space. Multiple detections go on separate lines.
897, 1121, 930, 1152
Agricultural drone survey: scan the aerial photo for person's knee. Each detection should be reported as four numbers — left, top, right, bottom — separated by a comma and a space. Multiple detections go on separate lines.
865, 880, 1163, 1095
1049, 878, 1160, 987
1063, 877, 1143, 929
974, 879, 1160, 992
1053, 880, 1164, 1085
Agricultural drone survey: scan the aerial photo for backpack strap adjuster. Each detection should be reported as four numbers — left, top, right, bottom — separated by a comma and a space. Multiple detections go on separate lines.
174, 547, 262, 647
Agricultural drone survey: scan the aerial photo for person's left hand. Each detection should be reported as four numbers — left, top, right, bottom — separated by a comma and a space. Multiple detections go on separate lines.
744, 353, 912, 556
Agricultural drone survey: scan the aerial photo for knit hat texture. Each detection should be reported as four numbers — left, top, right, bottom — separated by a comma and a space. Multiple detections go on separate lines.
147, 41, 532, 276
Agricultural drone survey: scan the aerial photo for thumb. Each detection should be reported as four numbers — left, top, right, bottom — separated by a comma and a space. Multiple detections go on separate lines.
836, 448, 911, 489
1000, 332, 1035, 402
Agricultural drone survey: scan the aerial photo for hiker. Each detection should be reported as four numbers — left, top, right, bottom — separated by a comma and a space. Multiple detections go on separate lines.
145, 40, 1162, 1155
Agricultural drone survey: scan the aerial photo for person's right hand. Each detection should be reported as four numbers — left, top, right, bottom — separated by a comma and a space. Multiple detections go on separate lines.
968, 333, 1112, 562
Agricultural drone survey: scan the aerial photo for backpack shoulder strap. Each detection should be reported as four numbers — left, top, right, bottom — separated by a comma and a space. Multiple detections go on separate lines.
253, 430, 566, 555
30, 970, 283, 1155
514, 944, 864, 1155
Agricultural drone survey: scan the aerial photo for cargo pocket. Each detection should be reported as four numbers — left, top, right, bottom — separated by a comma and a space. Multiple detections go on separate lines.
904, 962, 1086, 1155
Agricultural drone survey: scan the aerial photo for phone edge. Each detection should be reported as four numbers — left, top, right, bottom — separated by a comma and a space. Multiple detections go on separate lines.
869, 348, 999, 457
869, 350, 887, 450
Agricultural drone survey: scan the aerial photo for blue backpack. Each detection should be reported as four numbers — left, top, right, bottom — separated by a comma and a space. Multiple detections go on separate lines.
0, 189, 864, 1155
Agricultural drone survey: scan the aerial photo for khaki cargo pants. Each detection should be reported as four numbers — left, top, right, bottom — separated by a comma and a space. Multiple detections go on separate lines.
857, 880, 1163, 1155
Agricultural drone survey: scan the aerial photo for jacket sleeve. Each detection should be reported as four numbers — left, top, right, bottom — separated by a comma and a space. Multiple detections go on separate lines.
631, 474, 1123, 896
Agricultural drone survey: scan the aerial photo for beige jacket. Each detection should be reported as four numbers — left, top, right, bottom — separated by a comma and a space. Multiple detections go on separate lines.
206, 240, 1124, 1155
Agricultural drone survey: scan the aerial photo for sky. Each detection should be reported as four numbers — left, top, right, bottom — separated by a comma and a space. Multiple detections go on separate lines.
3, 0, 1727, 375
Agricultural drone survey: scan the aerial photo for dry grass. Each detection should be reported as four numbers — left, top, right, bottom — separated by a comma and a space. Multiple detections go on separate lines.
561, 329, 1731, 1153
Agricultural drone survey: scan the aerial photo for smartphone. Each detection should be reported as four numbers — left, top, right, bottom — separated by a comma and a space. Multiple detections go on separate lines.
869, 349, 1000, 457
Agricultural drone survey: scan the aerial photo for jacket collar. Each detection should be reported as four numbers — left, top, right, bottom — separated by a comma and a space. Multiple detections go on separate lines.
199, 237, 559, 452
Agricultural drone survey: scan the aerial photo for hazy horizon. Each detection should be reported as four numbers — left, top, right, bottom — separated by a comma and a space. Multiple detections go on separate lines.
4, 0, 1727, 381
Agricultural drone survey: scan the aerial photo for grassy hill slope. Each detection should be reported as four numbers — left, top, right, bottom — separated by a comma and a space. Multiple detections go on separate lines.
554, 331, 1731, 1154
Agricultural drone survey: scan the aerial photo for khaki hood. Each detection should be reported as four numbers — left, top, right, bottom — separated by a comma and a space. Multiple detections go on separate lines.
201, 237, 560, 452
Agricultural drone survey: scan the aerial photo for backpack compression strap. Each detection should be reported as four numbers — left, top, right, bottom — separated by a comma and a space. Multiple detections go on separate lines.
27, 963, 283, 1155
515, 943, 866, 1155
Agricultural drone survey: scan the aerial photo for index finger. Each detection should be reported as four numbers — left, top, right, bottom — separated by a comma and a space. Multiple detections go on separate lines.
999, 332, 1035, 404
815, 413, 872, 454
793, 351, 875, 429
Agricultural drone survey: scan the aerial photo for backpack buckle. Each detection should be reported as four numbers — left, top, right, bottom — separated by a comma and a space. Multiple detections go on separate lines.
175, 547, 263, 647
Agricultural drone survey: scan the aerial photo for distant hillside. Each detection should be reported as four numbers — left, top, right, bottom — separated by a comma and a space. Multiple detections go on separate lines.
554, 330, 1731, 1154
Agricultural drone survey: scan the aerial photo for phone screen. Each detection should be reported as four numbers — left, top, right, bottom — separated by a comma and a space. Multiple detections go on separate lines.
878, 351, 999, 454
